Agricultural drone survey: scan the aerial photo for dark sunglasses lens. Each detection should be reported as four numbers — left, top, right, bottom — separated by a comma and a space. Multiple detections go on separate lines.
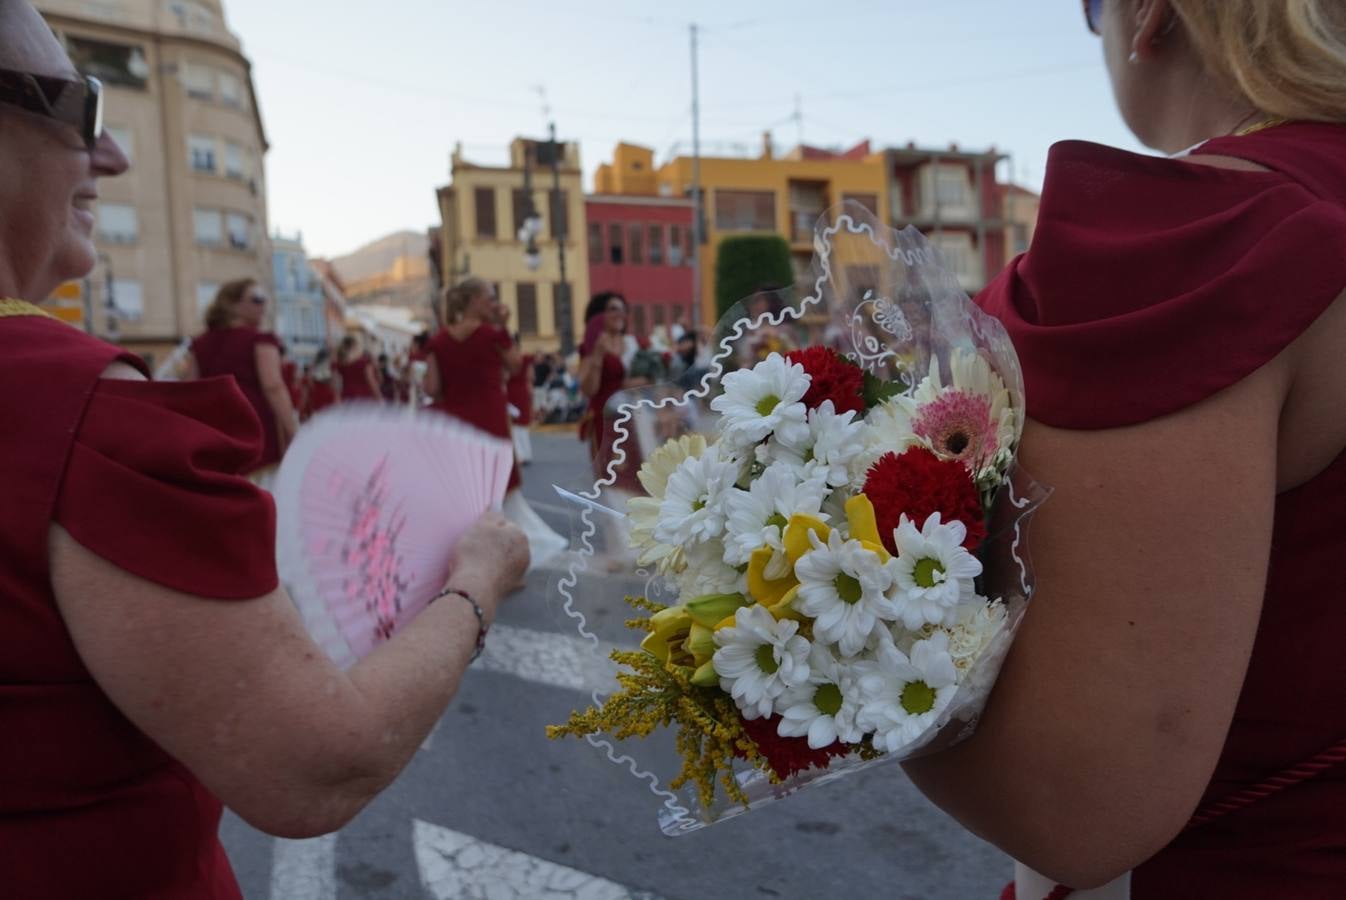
1085, 0, 1103, 34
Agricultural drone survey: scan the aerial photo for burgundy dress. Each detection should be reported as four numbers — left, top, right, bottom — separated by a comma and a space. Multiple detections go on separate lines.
1, 304, 277, 898
336, 355, 379, 401
191, 325, 284, 468
979, 122, 1346, 898
427, 323, 520, 491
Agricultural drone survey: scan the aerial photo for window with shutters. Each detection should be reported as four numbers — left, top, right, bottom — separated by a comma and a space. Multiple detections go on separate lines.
474, 187, 497, 238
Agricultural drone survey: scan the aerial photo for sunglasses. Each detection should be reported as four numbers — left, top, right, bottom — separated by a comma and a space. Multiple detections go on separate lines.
1083, 0, 1104, 35
0, 68, 104, 150
248, 294, 268, 305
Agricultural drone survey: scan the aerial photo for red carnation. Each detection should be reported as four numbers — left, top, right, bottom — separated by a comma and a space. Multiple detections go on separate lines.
863, 447, 986, 554
737, 714, 850, 780
786, 346, 865, 415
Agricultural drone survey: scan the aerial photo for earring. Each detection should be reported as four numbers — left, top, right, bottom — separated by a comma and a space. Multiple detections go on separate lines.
1129, 49, 1139, 64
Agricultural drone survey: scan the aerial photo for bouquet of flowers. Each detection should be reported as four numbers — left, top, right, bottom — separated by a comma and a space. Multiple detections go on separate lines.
548, 204, 1045, 834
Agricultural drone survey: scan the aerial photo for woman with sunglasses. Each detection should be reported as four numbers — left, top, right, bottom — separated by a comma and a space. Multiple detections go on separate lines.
0, 3, 529, 897
902, 2, 1346, 898
187, 278, 299, 479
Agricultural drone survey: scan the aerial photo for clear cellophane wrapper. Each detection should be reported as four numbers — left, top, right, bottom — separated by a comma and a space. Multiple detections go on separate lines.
551, 203, 1049, 834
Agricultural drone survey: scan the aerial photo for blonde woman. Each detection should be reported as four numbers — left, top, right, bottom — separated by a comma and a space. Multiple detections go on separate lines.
902, 2, 1346, 898
187, 278, 298, 474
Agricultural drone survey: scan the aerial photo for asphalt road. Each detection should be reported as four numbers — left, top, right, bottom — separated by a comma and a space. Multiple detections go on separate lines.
220, 430, 1012, 900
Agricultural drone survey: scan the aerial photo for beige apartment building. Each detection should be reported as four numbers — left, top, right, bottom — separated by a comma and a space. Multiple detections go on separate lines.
36, 0, 270, 366
436, 138, 590, 355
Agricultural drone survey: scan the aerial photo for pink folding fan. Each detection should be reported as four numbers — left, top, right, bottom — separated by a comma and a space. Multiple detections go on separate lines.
274, 405, 513, 668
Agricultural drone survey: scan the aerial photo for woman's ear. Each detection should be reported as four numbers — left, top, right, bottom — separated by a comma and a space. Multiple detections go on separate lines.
1130, 0, 1177, 62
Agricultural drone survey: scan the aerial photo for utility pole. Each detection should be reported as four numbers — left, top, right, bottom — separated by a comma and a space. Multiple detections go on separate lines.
547, 121, 573, 355
690, 23, 703, 332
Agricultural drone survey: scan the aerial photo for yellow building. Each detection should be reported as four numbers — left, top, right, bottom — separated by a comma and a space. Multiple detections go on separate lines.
436, 138, 590, 354
36, 0, 271, 366
596, 136, 888, 325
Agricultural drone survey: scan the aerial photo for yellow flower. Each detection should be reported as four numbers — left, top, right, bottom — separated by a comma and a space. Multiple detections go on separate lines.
745, 499, 892, 618
640, 601, 725, 686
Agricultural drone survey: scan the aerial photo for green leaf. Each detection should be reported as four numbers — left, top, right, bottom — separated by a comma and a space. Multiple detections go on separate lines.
862, 370, 906, 409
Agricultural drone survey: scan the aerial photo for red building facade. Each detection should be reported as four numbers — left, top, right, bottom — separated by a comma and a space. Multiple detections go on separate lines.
585, 195, 695, 341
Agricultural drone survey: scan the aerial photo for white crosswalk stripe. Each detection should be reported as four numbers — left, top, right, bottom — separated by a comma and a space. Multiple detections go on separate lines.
413, 819, 658, 900
266, 622, 624, 900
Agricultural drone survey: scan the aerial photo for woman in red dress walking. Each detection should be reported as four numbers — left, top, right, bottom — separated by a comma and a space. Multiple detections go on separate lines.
335, 333, 382, 402
0, 6, 528, 897
186, 279, 298, 475
422, 277, 521, 491
423, 279, 567, 565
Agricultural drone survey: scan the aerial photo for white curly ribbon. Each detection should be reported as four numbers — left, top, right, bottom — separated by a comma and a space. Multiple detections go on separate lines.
552, 209, 1039, 832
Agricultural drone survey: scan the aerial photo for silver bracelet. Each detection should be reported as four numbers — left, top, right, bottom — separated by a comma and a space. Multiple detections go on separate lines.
434, 588, 488, 662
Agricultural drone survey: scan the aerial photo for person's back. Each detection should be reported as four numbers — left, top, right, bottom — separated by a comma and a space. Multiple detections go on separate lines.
902, 4, 1346, 897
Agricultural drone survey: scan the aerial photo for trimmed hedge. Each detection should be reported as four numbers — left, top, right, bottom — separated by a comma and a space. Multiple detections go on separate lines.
714, 234, 793, 320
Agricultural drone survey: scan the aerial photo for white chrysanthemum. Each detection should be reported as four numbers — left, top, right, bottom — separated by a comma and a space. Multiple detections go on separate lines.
628, 434, 708, 572
722, 463, 828, 575
920, 599, 1007, 676
713, 604, 812, 720
710, 353, 811, 450
862, 394, 926, 467
776, 643, 872, 748
779, 400, 871, 489
859, 631, 959, 754
654, 445, 739, 548
676, 540, 747, 598
793, 529, 900, 657
889, 512, 983, 629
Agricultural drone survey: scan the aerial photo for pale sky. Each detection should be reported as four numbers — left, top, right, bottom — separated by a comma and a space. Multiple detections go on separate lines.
222, 0, 1149, 259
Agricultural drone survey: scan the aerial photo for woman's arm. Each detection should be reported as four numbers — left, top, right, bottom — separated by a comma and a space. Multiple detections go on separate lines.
422, 352, 441, 400
49, 510, 527, 839
365, 361, 383, 403
500, 342, 523, 376
255, 343, 298, 454
901, 358, 1286, 887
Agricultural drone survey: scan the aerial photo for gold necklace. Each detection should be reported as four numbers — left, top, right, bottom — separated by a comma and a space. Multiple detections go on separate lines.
1234, 116, 1290, 137
0, 298, 52, 319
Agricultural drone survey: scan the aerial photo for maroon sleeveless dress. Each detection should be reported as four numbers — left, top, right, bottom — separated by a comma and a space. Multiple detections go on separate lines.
336, 355, 380, 401
191, 325, 284, 468
427, 323, 520, 491
0, 306, 278, 899
979, 122, 1346, 898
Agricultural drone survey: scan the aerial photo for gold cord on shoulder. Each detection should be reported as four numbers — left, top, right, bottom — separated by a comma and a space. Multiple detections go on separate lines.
1235, 117, 1290, 137
0, 299, 54, 319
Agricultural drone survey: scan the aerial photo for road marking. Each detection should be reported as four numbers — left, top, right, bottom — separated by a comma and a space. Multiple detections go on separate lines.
476, 623, 620, 694
414, 819, 659, 900
269, 834, 337, 900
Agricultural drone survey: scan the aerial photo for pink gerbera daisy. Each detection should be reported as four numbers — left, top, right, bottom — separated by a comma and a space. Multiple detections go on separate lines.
910, 390, 996, 473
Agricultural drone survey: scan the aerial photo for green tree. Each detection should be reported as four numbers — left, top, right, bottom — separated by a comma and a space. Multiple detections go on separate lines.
714, 234, 793, 320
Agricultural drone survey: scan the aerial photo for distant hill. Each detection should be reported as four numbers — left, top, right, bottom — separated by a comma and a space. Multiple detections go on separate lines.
330, 230, 429, 285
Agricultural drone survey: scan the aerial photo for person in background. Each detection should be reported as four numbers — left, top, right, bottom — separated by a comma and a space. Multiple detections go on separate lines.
503, 326, 534, 466
279, 343, 301, 412
0, 4, 529, 896
424, 278, 565, 566
186, 279, 298, 478
578, 292, 634, 479
302, 346, 337, 420
377, 352, 397, 403
334, 334, 381, 403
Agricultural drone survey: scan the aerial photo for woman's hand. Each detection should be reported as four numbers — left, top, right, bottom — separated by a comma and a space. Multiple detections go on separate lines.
444, 512, 529, 619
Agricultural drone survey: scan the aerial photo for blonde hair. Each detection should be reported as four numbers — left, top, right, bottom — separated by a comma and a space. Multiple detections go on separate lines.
203, 278, 256, 330
441, 277, 491, 324
1171, 0, 1346, 121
